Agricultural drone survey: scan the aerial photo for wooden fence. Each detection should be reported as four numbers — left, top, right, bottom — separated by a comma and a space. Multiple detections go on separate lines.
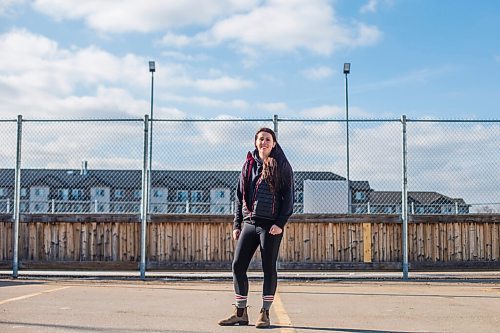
0, 214, 499, 270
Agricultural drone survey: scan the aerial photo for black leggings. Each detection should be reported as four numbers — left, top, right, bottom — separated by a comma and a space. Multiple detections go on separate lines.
232, 222, 283, 297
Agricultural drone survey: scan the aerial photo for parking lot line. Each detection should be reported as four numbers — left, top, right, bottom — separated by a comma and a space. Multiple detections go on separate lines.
0, 286, 70, 305
272, 292, 296, 332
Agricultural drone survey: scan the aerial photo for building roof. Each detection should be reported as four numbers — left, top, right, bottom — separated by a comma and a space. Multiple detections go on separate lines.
0, 169, 353, 192
369, 191, 467, 205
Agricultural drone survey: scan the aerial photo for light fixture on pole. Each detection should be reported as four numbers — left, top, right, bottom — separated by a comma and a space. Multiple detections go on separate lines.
148, 61, 155, 214
343, 63, 351, 213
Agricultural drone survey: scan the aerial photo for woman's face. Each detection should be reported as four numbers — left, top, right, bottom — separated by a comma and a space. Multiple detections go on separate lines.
255, 131, 276, 159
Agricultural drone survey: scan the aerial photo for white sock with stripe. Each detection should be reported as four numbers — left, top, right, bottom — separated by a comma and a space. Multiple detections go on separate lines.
262, 295, 274, 310
235, 294, 248, 309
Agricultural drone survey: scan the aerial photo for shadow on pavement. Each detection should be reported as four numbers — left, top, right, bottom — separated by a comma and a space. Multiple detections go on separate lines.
274, 325, 420, 333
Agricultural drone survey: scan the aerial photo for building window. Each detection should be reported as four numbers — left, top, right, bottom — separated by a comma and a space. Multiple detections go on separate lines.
296, 191, 303, 203
71, 189, 83, 200
153, 189, 163, 198
20, 188, 27, 197
59, 189, 69, 200
355, 192, 365, 201
191, 191, 203, 202
115, 189, 125, 199
95, 189, 105, 197
177, 190, 189, 202
443, 206, 453, 214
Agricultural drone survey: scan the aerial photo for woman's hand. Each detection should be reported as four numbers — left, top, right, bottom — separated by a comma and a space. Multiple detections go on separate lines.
269, 224, 283, 235
233, 229, 241, 240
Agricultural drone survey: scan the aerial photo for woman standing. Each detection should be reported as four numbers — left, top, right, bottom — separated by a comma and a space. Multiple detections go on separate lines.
218, 127, 294, 328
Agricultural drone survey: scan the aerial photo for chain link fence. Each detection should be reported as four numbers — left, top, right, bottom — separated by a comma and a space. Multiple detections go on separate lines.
150, 119, 272, 214
0, 120, 17, 213
0, 116, 498, 215
407, 120, 500, 214
17, 119, 145, 214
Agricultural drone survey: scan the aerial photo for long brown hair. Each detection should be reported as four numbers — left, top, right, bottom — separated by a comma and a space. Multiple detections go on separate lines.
255, 128, 280, 193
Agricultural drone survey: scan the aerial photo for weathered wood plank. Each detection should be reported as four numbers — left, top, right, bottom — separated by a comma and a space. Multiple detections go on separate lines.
362, 223, 372, 263
493, 223, 499, 260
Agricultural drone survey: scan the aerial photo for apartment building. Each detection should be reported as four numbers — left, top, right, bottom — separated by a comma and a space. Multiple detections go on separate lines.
0, 168, 469, 214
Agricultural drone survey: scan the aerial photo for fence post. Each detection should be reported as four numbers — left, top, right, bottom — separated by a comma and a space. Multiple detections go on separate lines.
401, 115, 409, 280
140, 115, 150, 280
273, 114, 279, 140
12, 115, 23, 278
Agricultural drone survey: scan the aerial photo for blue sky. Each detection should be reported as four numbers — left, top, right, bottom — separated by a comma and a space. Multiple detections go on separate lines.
1, 0, 499, 120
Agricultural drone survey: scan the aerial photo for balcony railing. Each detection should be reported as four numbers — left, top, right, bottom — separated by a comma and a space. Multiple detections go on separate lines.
0, 199, 478, 215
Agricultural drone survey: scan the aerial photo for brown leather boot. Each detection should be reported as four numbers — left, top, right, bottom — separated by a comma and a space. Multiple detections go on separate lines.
255, 308, 270, 328
218, 305, 249, 326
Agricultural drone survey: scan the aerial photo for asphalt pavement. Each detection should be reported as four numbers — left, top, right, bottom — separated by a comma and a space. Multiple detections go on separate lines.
1, 270, 500, 333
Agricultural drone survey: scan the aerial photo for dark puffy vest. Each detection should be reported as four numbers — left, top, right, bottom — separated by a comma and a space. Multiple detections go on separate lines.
243, 177, 281, 221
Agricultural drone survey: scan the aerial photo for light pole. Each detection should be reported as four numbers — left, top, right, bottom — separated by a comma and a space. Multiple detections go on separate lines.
148, 61, 155, 214
343, 63, 351, 213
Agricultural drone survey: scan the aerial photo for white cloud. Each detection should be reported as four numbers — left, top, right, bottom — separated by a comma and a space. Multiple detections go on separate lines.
0, 0, 25, 16
0, 29, 183, 118
195, 0, 381, 55
160, 32, 192, 48
256, 102, 288, 113
0, 29, 148, 90
360, 0, 394, 14
298, 105, 372, 119
301, 66, 333, 80
360, 0, 378, 13
299, 105, 345, 118
162, 94, 249, 110
32, 0, 381, 57
32, 0, 260, 33
0, 29, 254, 120
192, 76, 253, 93
161, 51, 208, 62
